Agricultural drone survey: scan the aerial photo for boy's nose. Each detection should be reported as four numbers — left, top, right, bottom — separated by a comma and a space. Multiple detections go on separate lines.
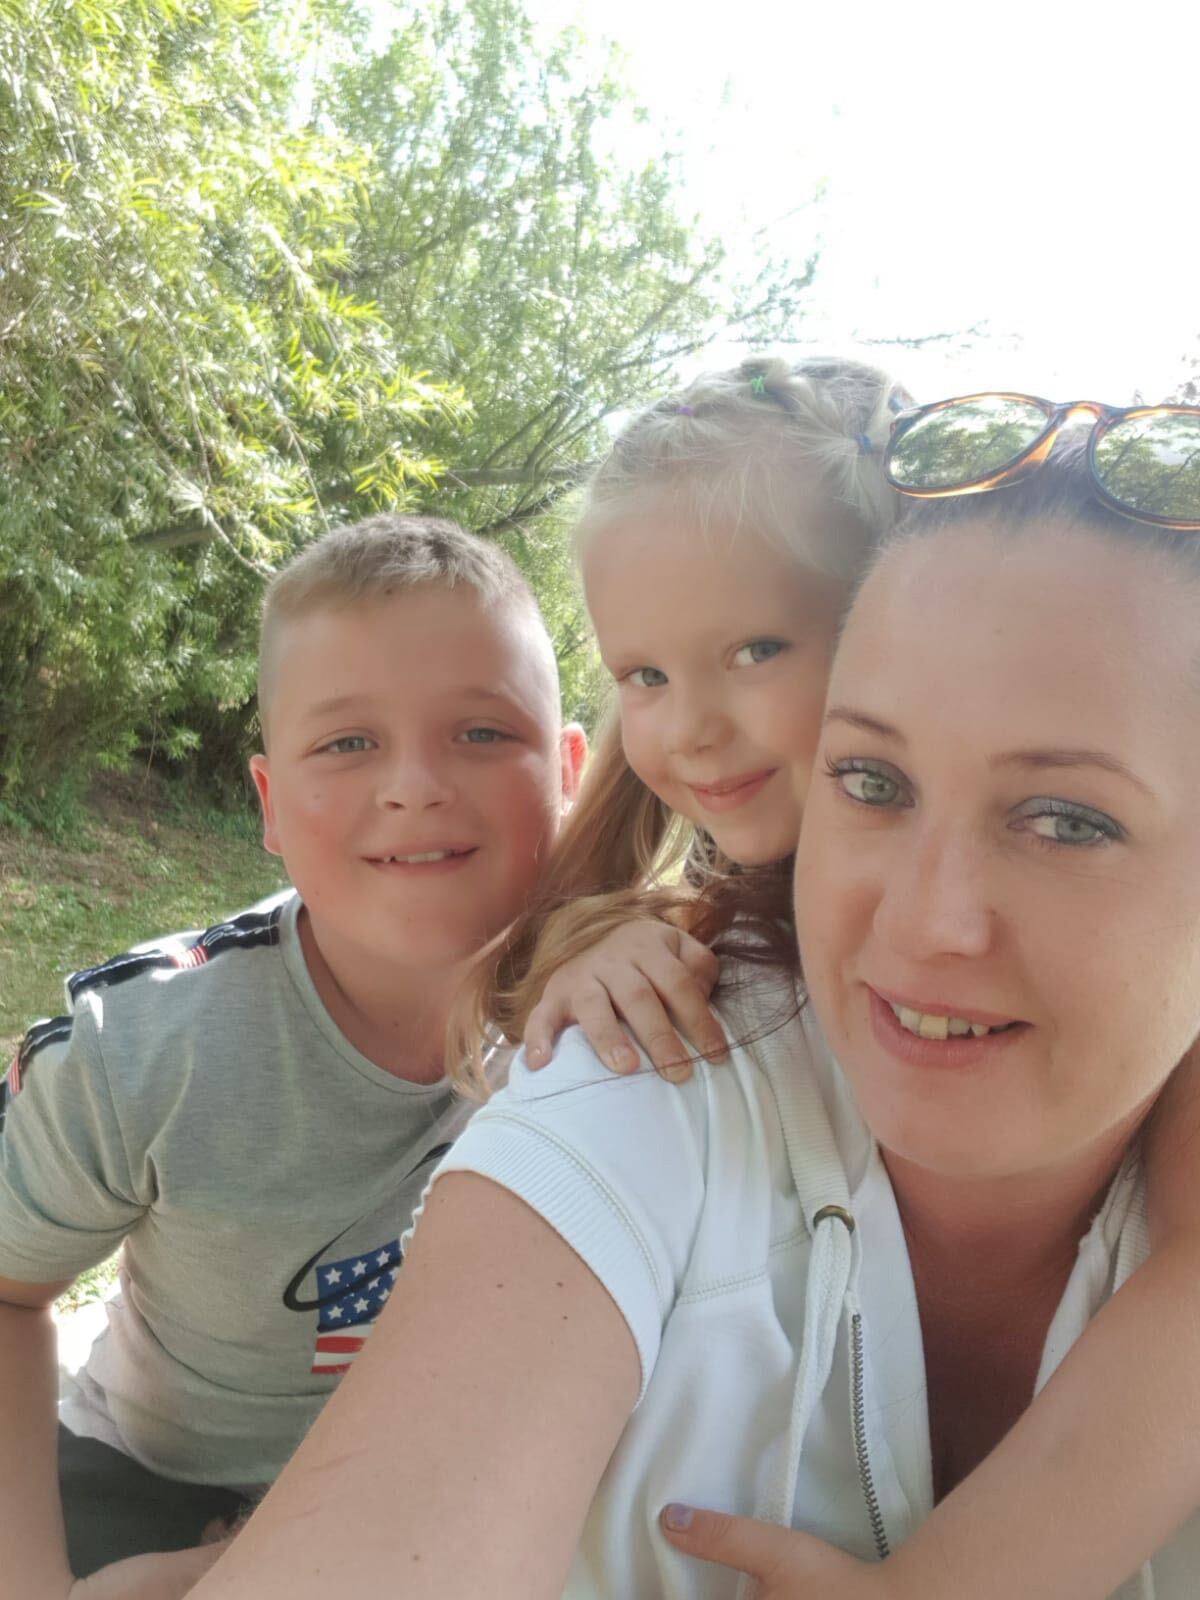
376, 752, 456, 810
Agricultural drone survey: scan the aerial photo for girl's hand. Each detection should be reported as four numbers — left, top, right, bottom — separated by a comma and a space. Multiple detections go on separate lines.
68, 1541, 229, 1600
660, 1505, 895, 1598
524, 920, 726, 1081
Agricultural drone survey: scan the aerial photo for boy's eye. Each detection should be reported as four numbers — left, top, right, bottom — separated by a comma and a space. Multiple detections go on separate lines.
459, 727, 514, 745
322, 735, 374, 755
732, 638, 787, 668
624, 666, 668, 689
824, 756, 913, 809
1009, 798, 1123, 849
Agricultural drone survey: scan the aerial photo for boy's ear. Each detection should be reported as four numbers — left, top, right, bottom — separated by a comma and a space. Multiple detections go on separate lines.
558, 723, 588, 811
248, 753, 283, 857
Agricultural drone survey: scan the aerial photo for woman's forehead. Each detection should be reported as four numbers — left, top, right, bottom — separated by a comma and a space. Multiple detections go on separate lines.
832, 523, 1200, 743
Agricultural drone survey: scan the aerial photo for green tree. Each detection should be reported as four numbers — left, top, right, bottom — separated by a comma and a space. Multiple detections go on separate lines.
0, 0, 815, 810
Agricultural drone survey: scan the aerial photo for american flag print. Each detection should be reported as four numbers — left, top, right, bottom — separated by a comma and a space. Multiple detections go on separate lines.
311, 1238, 401, 1375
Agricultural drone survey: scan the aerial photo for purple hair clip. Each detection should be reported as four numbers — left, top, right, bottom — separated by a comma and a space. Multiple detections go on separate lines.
675, 403, 696, 416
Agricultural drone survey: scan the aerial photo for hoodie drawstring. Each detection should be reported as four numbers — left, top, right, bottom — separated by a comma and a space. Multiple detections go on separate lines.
734, 1029, 858, 1600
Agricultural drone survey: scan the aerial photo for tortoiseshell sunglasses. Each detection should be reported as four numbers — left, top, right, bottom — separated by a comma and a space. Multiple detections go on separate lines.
884, 393, 1200, 531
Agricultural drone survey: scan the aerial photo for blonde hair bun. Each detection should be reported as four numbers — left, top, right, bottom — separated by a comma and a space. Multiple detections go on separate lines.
579, 352, 911, 578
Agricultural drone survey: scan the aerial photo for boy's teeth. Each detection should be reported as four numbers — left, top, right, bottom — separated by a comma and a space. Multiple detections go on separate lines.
388, 850, 456, 863
891, 1003, 1002, 1041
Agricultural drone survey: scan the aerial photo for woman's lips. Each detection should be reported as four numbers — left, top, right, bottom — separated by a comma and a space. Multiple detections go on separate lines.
866, 986, 1030, 1071
686, 768, 776, 813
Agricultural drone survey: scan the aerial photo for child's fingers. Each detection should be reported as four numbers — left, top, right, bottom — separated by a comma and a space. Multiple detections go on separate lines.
637, 946, 729, 1062
659, 1504, 875, 1594
532, 977, 641, 1075
674, 932, 722, 996
523, 988, 570, 1070
592, 969, 693, 1080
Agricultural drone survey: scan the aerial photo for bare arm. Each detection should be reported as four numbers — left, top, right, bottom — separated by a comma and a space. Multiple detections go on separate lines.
190, 1173, 640, 1600
0, 1273, 76, 1597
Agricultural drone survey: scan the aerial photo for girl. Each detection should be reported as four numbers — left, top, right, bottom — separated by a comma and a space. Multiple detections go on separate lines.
190, 377, 1200, 1598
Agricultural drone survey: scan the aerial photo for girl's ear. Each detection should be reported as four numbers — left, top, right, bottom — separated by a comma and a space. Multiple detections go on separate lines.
558, 723, 589, 811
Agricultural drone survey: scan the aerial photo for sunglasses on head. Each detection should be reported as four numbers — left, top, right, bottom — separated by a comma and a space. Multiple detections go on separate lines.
883, 393, 1200, 531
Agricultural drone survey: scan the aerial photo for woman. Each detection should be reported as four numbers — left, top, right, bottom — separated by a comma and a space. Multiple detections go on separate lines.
192, 407, 1200, 1599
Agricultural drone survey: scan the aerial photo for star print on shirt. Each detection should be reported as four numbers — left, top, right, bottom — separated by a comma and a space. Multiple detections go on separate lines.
310, 1238, 402, 1375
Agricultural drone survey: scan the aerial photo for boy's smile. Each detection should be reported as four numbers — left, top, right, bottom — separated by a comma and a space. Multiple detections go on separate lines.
250, 583, 584, 1034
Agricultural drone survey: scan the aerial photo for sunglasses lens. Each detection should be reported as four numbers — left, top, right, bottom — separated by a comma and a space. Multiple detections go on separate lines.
1093, 412, 1200, 525
889, 396, 1049, 490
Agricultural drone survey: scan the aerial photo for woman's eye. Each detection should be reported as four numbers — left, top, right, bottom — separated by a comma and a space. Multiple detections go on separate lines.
322, 735, 373, 755
624, 666, 668, 689
459, 727, 514, 745
825, 757, 910, 808
1012, 800, 1122, 849
732, 638, 787, 668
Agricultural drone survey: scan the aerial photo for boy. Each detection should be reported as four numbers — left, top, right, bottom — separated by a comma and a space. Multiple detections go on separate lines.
0, 514, 587, 1597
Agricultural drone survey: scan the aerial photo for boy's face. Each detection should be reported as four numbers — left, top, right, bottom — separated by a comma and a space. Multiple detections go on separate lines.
250, 585, 585, 974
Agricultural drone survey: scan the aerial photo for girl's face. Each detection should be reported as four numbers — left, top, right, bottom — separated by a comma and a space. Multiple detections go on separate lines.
795, 522, 1200, 1183
582, 508, 850, 866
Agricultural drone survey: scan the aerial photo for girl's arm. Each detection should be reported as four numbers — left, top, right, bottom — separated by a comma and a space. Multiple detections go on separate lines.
524, 918, 727, 1079
189, 1173, 639, 1600
666, 1064, 1200, 1600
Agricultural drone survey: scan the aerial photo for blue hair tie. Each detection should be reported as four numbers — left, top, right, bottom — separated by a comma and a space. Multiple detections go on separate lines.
857, 432, 873, 454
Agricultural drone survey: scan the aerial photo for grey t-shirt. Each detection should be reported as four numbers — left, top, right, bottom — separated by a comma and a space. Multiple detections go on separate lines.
0, 892, 495, 1488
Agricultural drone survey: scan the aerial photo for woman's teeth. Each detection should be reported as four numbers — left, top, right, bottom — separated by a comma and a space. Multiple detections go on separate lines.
888, 1003, 1008, 1041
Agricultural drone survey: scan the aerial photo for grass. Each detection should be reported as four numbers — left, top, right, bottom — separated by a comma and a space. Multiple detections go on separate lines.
0, 772, 288, 1061
1, 774, 289, 1313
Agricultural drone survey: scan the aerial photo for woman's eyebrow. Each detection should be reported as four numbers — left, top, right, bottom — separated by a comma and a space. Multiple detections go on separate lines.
823, 706, 905, 741
993, 748, 1155, 798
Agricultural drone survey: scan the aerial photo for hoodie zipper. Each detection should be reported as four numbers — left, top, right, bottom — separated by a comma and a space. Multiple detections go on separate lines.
850, 1310, 891, 1561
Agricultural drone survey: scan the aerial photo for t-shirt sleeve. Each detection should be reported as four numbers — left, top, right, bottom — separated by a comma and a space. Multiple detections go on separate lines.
430, 1027, 708, 1403
0, 993, 148, 1283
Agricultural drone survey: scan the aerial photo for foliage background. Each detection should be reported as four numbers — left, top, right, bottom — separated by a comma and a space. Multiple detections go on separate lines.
0, 0, 814, 820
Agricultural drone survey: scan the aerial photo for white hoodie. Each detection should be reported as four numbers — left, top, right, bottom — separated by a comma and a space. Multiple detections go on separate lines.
436, 983, 1194, 1599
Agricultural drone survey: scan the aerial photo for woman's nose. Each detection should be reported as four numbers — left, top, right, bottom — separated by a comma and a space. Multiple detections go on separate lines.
871, 822, 994, 963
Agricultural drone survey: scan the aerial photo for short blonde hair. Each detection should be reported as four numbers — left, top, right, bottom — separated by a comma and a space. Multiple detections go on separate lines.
577, 354, 909, 577
257, 513, 543, 736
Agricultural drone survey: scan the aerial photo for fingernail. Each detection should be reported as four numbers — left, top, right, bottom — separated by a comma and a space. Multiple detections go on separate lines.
608, 1045, 637, 1072
526, 1045, 548, 1068
662, 1062, 692, 1083
662, 1503, 694, 1532
705, 1039, 728, 1061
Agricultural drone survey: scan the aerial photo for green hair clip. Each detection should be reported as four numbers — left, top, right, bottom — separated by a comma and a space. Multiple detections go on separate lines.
749, 374, 767, 396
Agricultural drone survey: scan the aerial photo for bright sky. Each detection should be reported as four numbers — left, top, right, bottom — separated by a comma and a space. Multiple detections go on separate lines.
522, 0, 1199, 405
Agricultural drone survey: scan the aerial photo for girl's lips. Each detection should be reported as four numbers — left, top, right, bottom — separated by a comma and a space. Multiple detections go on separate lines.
686, 768, 777, 814
866, 986, 1030, 1071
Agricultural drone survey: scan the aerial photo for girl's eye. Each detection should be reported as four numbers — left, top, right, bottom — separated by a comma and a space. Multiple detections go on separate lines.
322, 735, 373, 755
624, 666, 668, 689
1011, 798, 1123, 849
459, 727, 514, 745
824, 756, 912, 809
732, 638, 787, 668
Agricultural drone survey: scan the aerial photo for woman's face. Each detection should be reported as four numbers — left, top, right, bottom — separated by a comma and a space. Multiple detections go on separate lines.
795, 521, 1200, 1181
582, 507, 850, 867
